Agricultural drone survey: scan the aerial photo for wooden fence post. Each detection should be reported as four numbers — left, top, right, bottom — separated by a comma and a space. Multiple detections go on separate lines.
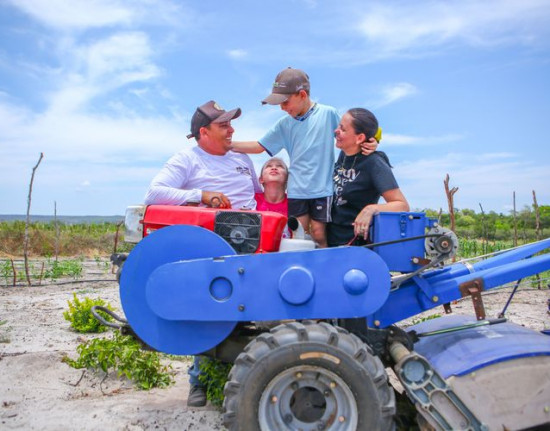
443, 174, 458, 232
24, 152, 44, 286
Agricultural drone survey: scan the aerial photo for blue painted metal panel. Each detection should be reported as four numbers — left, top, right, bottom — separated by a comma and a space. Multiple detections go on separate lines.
408, 315, 550, 378
146, 245, 391, 322
368, 241, 550, 328
119, 225, 237, 355
370, 212, 432, 272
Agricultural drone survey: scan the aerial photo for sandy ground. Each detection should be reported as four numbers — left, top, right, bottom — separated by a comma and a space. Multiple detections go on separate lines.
0, 259, 549, 430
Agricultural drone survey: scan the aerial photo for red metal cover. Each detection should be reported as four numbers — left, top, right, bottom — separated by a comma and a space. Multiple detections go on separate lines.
142, 205, 287, 252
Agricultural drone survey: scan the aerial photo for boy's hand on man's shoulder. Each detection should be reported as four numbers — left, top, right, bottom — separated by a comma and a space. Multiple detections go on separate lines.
360, 137, 379, 156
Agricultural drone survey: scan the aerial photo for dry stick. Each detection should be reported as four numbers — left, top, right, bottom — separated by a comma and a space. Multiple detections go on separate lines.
478, 203, 487, 255
443, 175, 458, 312
38, 262, 45, 286
533, 190, 541, 240
10, 258, 16, 287
113, 221, 123, 254
443, 174, 458, 233
54, 201, 59, 262
513, 191, 518, 247
68, 370, 86, 387
112, 221, 123, 274
533, 190, 542, 289
24, 152, 44, 286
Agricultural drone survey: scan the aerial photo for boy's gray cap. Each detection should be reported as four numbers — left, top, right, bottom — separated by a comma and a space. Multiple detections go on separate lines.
187, 100, 241, 139
262, 67, 310, 105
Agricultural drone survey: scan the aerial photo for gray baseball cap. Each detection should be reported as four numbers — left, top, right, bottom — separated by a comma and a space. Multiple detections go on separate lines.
187, 100, 241, 139
262, 67, 310, 105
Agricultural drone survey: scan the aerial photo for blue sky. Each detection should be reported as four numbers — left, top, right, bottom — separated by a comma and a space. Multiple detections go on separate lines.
1, 0, 549, 216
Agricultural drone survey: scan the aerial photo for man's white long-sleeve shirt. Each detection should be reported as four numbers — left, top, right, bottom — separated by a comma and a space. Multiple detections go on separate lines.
144, 146, 261, 209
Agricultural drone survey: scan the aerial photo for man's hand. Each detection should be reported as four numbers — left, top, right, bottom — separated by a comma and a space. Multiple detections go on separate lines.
201, 191, 232, 208
360, 137, 379, 156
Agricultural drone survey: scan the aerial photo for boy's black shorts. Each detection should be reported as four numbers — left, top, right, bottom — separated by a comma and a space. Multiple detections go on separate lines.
288, 197, 332, 223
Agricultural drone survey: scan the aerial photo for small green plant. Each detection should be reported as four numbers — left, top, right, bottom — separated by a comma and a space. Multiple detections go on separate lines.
0, 320, 10, 344
64, 331, 174, 390
411, 313, 442, 325
94, 255, 110, 273
44, 258, 83, 280
63, 293, 114, 333
1, 260, 14, 285
199, 357, 233, 406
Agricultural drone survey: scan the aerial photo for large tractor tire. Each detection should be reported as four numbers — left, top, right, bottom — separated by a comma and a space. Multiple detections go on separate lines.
223, 321, 395, 431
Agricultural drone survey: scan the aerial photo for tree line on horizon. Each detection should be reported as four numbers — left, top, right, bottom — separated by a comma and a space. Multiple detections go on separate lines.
0, 203, 548, 258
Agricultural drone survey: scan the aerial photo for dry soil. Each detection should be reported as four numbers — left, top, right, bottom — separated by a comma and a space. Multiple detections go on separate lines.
1, 259, 549, 430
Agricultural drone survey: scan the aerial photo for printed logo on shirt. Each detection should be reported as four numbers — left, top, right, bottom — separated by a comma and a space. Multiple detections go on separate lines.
236, 166, 252, 176
334, 168, 360, 206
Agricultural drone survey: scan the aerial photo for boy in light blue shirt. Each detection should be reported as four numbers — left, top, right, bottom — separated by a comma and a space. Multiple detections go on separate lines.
232, 67, 377, 247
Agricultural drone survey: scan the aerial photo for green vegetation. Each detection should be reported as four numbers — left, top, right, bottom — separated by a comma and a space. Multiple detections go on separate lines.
64, 331, 174, 390
45, 258, 84, 280
411, 313, 442, 325
0, 320, 9, 344
424, 205, 550, 243
1, 260, 13, 285
0, 257, 86, 286
198, 358, 233, 407
63, 293, 114, 333
0, 220, 133, 257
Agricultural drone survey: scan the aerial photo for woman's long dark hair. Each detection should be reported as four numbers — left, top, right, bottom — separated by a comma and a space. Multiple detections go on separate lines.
347, 108, 392, 167
347, 108, 378, 140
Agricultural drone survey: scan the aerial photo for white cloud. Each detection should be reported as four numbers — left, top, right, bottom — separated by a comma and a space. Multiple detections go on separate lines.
39, 31, 160, 114
227, 49, 248, 59
6, 0, 187, 30
355, 0, 550, 59
84, 32, 159, 82
369, 82, 418, 108
383, 133, 463, 146
8, 0, 134, 29
395, 152, 550, 212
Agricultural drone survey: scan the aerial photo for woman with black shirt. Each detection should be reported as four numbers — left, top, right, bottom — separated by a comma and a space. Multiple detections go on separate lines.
327, 108, 409, 247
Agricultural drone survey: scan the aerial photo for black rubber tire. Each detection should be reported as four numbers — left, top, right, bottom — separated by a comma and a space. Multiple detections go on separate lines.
223, 321, 395, 431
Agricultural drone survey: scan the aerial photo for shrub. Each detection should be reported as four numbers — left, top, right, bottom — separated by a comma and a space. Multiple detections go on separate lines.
199, 357, 232, 406
64, 331, 174, 390
63, 293, 114, 333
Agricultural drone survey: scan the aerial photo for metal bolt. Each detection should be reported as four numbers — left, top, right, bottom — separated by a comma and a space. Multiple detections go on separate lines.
412, 257, 419, 264
544, 406, 549, 413
374, 320, 380, 327
432, 296, 439, 302
291, 382, 299, 390
295, 372, 302, 378
317, 421, 325, 430
324, 390, 330, 397
284, 414, 293, 423
330, 381, 336, 389
408, 215, 413, 220
238, 267, 245, 274
238, 304, 245, 311
271, 395, 277, 403
338, 416, 346, 423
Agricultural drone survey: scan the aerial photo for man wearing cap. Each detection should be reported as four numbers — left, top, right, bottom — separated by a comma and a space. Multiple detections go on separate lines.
144, 100, 261, 408
144, 100, 260, 209
231, 67, 377, 248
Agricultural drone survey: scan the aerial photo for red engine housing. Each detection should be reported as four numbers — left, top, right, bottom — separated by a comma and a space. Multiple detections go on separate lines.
141, 205, 287, 253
